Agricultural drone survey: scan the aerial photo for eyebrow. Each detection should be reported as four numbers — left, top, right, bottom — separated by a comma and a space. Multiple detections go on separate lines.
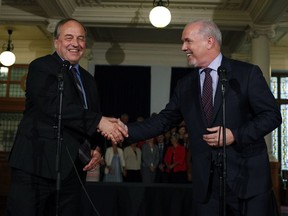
64, 34, 85, 38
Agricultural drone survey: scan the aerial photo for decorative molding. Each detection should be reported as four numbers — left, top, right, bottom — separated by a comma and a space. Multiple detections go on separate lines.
46, 19, 60, 33
247, 24, 276, 40
57, 0, 78, 17
76, 0, 101, 6
2, 0, 36, 5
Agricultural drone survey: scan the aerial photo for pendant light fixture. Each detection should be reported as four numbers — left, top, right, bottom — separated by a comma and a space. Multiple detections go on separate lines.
0, 29, 16, 67
149, 0, 171, 28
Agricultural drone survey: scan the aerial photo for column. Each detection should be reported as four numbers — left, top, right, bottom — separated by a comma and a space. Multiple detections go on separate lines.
248, 24, 277, 161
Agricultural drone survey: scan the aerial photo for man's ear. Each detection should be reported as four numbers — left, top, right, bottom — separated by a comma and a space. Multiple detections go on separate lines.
207, 36, 215, 49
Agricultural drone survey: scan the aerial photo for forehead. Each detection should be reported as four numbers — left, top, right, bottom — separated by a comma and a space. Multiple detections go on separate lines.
60, 21, 86, 36
181, 23, 201, 40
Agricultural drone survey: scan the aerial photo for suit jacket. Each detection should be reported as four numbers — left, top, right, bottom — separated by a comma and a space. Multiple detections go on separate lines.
156, 142, 168, 165
141, 143, 160, 168
128, 56, 282, 202
9, 52, 102, 179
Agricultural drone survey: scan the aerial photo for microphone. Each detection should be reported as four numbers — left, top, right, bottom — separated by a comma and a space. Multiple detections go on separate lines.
59, 60, 70, 80
61, 60, 70, 73
217, 66, 227, 84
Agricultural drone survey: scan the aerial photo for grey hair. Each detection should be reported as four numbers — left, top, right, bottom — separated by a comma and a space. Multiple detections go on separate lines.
53, 18, 87, 39
190, 20, 222, 46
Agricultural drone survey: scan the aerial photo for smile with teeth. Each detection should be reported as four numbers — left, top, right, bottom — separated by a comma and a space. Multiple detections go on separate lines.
69, 49, 79, 53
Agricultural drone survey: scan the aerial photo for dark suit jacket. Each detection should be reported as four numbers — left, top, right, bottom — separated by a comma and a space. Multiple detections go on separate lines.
9, 52, 102, 179
128, 56, 282, 202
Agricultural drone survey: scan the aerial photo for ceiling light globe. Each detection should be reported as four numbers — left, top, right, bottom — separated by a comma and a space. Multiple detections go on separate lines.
0, 51, 16, 67
149, 6, 171, 28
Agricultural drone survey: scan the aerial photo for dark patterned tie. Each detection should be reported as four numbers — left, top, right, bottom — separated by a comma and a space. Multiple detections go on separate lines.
202, 68, 213, 124
70, 67, 91, 164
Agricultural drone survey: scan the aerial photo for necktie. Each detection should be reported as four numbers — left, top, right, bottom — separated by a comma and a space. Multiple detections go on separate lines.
70, 67, 88, 109
79, 139, 91, 164
202, 68, 213, 124
159, 144, 163, 161
70, 67, 91, 164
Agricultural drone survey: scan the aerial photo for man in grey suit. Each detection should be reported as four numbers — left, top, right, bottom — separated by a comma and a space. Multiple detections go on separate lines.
6, 18, 127, 216
127, 20, 281, 216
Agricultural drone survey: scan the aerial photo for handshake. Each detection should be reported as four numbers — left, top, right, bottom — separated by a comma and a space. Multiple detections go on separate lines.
97, 116, 129, 144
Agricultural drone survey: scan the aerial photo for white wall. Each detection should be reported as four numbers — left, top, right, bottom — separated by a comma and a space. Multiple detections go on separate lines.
150, 66, 171, 114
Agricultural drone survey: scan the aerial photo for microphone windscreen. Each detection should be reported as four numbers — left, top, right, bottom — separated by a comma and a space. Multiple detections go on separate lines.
217, 66, 227, 82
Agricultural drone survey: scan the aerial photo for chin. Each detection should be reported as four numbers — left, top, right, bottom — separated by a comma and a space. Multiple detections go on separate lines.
187, 57, 197, 67
188, 61, 197, 67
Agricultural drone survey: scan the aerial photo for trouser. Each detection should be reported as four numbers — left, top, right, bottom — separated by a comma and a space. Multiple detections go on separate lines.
192, 160, 279, 216
5, 167, 84, 216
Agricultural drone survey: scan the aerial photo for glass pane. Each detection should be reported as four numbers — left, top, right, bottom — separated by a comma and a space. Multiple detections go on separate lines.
0, 112, 22, 152
280, 77, 288, 99
0, 66, 9, 81
0, 83, 7, 97
271, 77, 277, 99
272, 128, 278, 161
9, 84, 25, 98
281, 104, 288, 170
10, 67, 28, 81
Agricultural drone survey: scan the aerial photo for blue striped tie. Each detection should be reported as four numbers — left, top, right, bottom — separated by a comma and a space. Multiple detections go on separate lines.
70, 67, 91, 164
71, 67, 88, 109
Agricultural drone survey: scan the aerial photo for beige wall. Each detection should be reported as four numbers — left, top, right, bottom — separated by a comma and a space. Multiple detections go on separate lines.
10, 39, 288, 71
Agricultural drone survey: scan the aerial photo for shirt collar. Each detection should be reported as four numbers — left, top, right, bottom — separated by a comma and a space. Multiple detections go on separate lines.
71, 64, 79, 71
199, 53, 223, 74
58, 54, 79, 71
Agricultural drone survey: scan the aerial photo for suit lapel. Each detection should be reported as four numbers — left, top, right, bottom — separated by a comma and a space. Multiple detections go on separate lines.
183, 68, 208, 125
211, 56, 232, 125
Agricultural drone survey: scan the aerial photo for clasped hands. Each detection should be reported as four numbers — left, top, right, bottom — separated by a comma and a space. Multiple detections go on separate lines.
97, 116, 128, 144
84, 117, 128, 171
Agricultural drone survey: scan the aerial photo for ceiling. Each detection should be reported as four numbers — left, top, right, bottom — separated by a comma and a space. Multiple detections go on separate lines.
0, 0, 288, 56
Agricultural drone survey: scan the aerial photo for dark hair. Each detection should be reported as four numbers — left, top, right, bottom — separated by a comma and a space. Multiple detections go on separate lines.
170, 133, 179, 141
53, 18, 87, 39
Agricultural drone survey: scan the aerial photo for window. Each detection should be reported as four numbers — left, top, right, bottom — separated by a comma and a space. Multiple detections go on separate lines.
271, 72, 288, 171
0, 65, 27, 152
0, 65, 27, 99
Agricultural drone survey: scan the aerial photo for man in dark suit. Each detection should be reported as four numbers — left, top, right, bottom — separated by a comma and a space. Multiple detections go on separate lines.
127, 20, 281, 215
155, 134, 169, 183
6, 18, 128, 216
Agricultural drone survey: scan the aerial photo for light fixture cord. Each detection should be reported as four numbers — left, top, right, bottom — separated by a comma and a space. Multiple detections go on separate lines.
6, 30, 13, 51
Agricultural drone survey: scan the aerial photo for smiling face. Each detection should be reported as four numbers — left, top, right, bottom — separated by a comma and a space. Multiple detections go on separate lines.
54, 20, 86, 64
181, 21, 220, 68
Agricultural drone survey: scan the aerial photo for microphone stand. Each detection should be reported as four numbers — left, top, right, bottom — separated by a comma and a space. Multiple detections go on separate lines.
55, 61, 70, 216
56, 70, 64, 216
219, 75, 227, 216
